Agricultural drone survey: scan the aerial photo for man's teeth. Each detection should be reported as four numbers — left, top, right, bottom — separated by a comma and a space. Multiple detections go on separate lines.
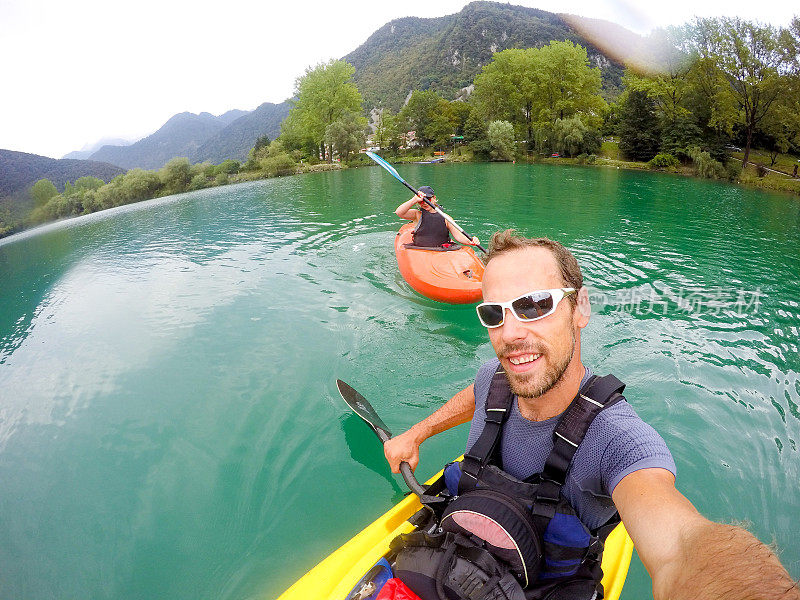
509, 354, 541, 365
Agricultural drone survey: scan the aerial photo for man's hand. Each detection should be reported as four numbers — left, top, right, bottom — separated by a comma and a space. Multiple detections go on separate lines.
383, 428, 422, 474
382, 383, 475, 475
470, 236, 480, 246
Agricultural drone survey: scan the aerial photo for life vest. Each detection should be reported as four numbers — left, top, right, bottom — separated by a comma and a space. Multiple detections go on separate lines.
412, 208, 450, 247
393, 367, 626, 600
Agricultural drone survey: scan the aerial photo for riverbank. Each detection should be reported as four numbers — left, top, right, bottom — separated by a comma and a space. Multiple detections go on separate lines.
392, 142, 800, 198
487, 142, 800, 197
0, 157, 345, 241
3, 145, 798, 241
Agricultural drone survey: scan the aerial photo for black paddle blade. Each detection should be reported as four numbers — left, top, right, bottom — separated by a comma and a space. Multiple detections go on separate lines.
336, 379, 429, 499
336, 380, 392, 443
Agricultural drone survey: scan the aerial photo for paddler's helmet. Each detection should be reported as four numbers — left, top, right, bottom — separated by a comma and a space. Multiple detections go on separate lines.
418, 186, 435, 198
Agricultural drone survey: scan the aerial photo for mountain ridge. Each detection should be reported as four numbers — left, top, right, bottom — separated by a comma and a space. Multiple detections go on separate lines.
344, 1, 628, 109
0, 149, 126, 217
85, 104, 289, 170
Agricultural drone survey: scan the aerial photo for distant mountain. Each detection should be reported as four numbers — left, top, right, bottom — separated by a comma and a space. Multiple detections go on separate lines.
88, 111, 231, 170
191, 102, 291, 164
0, 149, 126, 217
85, 107, 286, 170
218, 109, 249, 126
343, 0, 628, 110
62, 137, 136, 160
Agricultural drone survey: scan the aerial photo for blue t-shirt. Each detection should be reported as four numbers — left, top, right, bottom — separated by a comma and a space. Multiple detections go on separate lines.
456, 358, 676, 531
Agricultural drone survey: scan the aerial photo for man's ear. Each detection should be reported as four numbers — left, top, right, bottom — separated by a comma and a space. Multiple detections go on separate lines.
575, 286, 591, 325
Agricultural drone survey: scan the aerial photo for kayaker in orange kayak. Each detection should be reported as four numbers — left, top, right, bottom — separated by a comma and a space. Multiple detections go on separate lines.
395, 185, 480, 248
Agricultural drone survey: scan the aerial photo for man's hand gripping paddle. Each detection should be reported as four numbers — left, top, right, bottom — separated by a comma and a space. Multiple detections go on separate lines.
336, 379, 432, 499
365, 151, 487, 254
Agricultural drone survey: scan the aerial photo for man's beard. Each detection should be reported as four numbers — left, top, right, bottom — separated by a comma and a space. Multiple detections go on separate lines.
503, 328, 576, 399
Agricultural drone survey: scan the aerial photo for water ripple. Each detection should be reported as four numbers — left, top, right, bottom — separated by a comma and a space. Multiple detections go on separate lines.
1, 165, 798, 599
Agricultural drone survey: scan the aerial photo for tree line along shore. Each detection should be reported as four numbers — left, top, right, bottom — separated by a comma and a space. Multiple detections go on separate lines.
3, 16, 798, 239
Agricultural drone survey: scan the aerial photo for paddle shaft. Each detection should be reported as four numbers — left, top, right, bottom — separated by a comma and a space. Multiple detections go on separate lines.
366, 152, 487, 254
371, 427, 426, 498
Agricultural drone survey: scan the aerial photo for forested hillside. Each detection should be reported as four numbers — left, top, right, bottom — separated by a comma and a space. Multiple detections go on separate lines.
0, 149, 125, 217
191, 102, 291, 164
344, 1, 625, 109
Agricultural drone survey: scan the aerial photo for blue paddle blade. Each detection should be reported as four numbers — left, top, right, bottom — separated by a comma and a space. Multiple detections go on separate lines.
366, 152, 404, 183
366, 151, 419, 197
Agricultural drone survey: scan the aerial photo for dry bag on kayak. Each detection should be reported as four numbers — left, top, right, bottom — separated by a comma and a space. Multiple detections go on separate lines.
440, 488, 543, 587
391, 531, 525, 600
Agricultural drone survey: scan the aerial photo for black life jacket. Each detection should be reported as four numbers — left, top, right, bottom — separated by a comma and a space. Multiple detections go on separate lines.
412, 208, 450, 247
393, 367, 626, 600
456, 366, 626, 599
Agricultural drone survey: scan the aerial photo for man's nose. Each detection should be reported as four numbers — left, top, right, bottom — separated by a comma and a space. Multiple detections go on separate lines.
500, 309, 528, 342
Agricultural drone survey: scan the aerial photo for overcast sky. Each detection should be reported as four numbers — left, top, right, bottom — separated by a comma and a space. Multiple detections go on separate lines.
1, 0, 796, 159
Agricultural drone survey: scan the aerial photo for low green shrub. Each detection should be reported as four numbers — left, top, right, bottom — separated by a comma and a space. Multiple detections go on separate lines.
647, 153, 679, 169
725, 161, 742, 181
687, 147, 726, 179
261, 153, 297, 177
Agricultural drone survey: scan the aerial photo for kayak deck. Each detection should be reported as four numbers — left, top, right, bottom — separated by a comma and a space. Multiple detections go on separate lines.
277, 465, 634, 600
394, 222, 484, 304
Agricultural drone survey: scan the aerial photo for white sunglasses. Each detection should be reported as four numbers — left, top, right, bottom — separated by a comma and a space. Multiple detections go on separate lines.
476, 288, 576, 328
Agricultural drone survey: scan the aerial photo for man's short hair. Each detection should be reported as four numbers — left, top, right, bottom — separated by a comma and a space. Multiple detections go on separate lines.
486, 229, 583, 304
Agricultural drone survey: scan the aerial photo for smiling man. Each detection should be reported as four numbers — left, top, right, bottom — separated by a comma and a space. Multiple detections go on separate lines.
384, 230, 798, 600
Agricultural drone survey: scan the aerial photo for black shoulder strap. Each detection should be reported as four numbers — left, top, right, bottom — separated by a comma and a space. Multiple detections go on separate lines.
533, 374, 625, 520
458, 365, 514, 494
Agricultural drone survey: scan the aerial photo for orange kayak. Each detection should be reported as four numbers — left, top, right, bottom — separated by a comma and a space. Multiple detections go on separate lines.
394, 222, 484, 304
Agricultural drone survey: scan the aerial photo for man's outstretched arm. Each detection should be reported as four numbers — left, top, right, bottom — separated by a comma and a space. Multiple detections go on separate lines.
383, 384, 475, 473
613, 468, 799, 600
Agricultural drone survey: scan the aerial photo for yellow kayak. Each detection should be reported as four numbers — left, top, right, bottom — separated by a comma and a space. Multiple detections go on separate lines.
277, 466, 634, 600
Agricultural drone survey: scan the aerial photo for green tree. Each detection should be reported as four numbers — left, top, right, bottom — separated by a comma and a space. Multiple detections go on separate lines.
253, 135, 271, 153
374, 108, 401, 152
216, 159, 240, 175
282, 60, 364, 161
552, 116, 599, 157
759, 95, 800, 165
472, 48, 537, 144
0, 207, 15, 237
689, 17, 791, 166
464, 111, 491, 159
399, 90, 456, 148
601, 101, 622, 137
487, 120, 515, 161
121, 169, 162, 203
325, 114, 367, 162
73, 176, 105, 192
623, 29, 702, 155
618, 89, 661, 161
533, 41, 606, 126
472, 42, 606, 148
450, 101, 472, 137
159, 158, 193, 195
31, 179, 58, 207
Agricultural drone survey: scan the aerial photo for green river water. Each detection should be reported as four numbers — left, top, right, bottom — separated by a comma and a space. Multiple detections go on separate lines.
1, 163, 798, 599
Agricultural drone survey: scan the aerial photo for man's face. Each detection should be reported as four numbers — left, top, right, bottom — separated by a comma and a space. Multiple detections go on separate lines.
421, 197, 436, 211
481, 247, 586, 399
